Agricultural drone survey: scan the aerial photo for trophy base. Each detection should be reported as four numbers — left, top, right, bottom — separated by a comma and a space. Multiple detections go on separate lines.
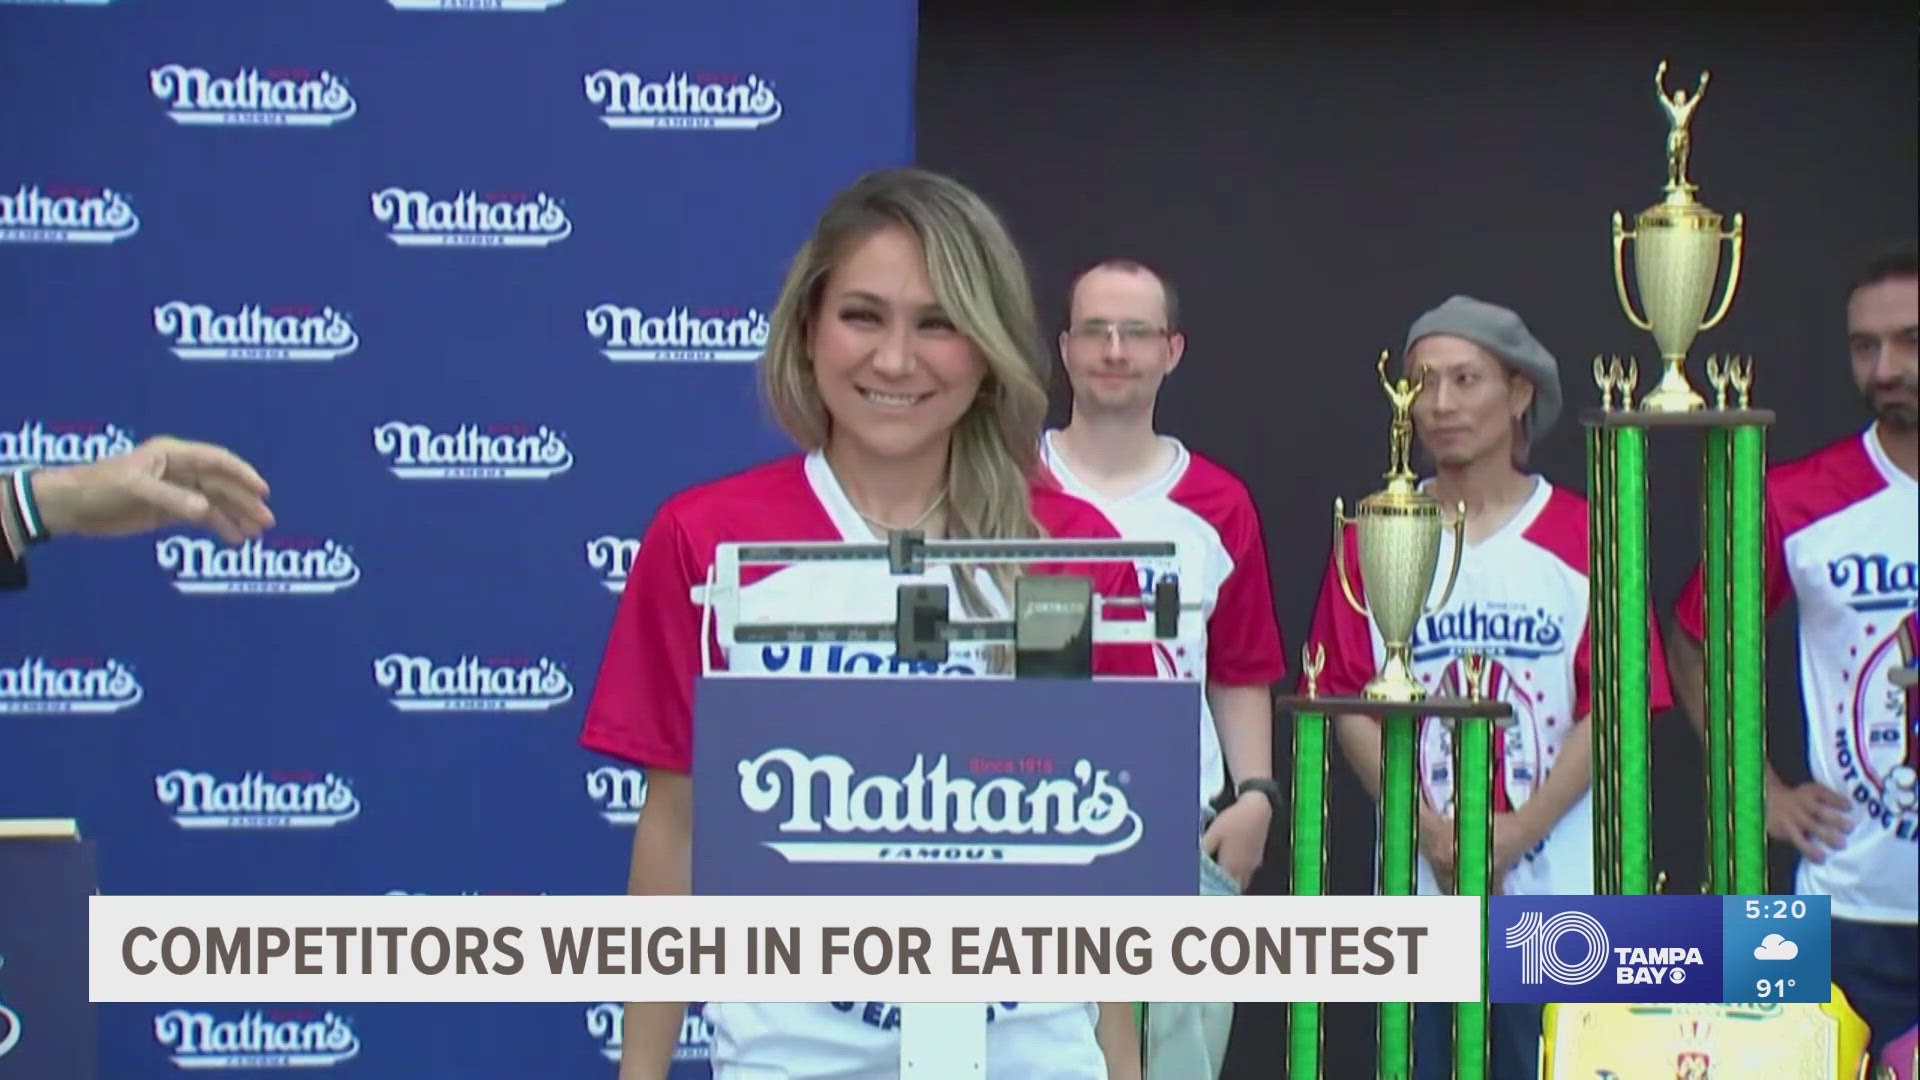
1363, 673, 1428, 704
1638, 371, 1707, 413
1272, 692, 1517, 725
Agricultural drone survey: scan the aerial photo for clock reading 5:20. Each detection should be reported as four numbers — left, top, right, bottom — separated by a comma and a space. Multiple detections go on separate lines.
1745, 899, 1809, 919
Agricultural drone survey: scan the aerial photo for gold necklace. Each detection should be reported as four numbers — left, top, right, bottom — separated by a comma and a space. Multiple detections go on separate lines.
854, 490, 947, 534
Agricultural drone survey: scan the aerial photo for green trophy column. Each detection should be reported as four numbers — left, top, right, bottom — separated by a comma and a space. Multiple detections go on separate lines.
1289, 708, 1329, 1079
1729, 422, 1769, 893
1451, 712, 1495, 1080
1587, 423, 1621, 892
1378, 714, 1418, 1079
1702, 429, 1734, 891
1612, 427, 1654, 895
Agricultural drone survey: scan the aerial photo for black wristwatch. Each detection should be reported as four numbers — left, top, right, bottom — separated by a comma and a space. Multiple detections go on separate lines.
1216, 778, 1282, 816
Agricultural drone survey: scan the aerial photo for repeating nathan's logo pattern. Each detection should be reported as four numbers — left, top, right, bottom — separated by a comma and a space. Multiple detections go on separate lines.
586, 765, 647, 825
154, 301, 360, 361
157, 536, 362, 594
586, 303, 769, 361
0, 184, 139, 244
0, 658, 143, 714
388, 0, 566, 9
584, 71, 781, 130
374, 653, 574, 712
586, 1003, 712, 1063
586, 535, 638, 593
150, 65, 357, 126
0, 421, 136, 468
153, 1009, 361, 1069
155, 770, 361, 829
373, 421, 574, 479
370, 187, 571, 246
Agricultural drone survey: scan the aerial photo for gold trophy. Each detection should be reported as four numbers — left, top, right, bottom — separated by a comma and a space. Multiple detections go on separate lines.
1610, 59, 1746, 412
1332, 350, 1466, 702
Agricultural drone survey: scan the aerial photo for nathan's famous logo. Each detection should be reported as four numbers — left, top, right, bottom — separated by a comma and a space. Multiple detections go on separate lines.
154, 770, 360, 830
373, 421, 573, 479
585, 535, 638, 593
1504, 909, 1707, 988
150, 65, 355, 126
585, 303, 768, 362
370, 187, 570, 246
153, 1009, 360, 1069
586, 1003, 710, 1063
387, 0, 565, 9
0, 657, 142, 714
757, 643, 977, 677
1828, 551, 1918, 613
738, 750, 1140, 865
0, 184, 139, 244
1411, 600, 1569, 663
0, 954, 18, 1061
0, 421, 135, 468
374, 653, 574, 712
154, 301, 358, 361
583, 70, 781, 130
1841, 608, 1920, 831
586, 765, 646, 825
157, 536, 360, 595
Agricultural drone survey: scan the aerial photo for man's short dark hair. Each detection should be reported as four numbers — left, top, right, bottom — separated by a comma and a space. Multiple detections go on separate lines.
1069, 257, 1180, 331
1846, 241, 1917, 298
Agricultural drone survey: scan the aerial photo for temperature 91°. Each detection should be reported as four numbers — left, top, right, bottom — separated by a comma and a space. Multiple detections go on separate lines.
1757, 978, 1798, 997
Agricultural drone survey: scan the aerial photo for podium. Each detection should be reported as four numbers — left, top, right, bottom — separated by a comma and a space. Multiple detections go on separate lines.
0, 819, 97, 1080
689, 535, 1205, 1078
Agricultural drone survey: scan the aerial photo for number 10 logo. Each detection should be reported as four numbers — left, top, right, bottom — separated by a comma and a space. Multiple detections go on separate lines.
1504, 910, 1612, 986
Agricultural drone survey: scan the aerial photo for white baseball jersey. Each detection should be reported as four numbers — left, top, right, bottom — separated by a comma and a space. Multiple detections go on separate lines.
580, 451, 1155, 1079
1040, 431, 1288, 806
1305, 477, 1675, 897
1678, 426, 1919, 924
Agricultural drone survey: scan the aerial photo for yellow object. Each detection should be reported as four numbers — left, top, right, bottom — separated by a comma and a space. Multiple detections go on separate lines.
1538, 983, 1872, 1078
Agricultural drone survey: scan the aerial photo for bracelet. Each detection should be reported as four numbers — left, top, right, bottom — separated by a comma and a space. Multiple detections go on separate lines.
11, 468, 47, 544
1234, 778, 1283, 816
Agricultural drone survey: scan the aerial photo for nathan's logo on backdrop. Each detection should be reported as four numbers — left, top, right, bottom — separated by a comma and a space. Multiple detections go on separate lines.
586, 765, 646, 825
156, 536, 361, 594
150, 65, 356, 127
153, 1009, 361, 1069
585, 535, 638, 592
1828, 552, 1919, 613
0, 184, 139, 244
154, 301, 359, 361
0, 420, 135, 468
374, 653, 574, 712
388, 0, 565, 9
370, 187, 570, 247
373, 421, 574, 479
0, 658, 142, 714
584, 70, 782, 130
154, 770, 360, 830
1411, 600, 1570, 663
586, 303, 768, 362
585, 1003, 711, 1064
738, 750, 1141, 865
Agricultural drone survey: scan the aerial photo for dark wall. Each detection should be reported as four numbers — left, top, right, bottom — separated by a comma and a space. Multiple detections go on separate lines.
915, 5, 1918, 1075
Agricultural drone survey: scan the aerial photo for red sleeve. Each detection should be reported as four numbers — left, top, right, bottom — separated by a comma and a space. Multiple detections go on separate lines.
1673, 485, 1791, 639
1299, 523, 1378, 697
578, 503, 713, 774
1206, 494, 1288, 685
1571, 605, 1676, 719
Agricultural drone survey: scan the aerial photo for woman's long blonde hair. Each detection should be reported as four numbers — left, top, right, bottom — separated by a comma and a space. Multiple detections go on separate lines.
759, 168, 1052, 640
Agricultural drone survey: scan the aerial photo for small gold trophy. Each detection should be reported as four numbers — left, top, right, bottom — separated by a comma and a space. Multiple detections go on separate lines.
1332, 351, 1466, 702
1610, 60, 1746, 412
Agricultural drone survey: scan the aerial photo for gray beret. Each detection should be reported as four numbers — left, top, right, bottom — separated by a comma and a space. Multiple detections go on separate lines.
1405, 295, 1562, 440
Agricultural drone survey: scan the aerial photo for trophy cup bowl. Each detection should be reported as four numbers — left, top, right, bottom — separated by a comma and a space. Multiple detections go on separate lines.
1611, 199, 1745, 412
1333, 486, 1465, 703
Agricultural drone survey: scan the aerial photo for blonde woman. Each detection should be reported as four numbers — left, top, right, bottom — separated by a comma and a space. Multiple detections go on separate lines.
580, 167, 1156, 1080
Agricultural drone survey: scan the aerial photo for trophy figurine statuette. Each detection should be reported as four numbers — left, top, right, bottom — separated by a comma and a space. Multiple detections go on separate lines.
1609, 59, 1746, 413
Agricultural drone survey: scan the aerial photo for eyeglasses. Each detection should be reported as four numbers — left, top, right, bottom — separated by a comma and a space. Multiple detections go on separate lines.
1067, 320, 1171, 349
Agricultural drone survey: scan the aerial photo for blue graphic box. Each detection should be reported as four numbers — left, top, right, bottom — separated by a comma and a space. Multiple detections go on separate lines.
690, 676, 1203, 896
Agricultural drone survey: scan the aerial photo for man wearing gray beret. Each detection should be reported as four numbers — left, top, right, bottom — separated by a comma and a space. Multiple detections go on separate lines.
1302, 295, 1675, 1078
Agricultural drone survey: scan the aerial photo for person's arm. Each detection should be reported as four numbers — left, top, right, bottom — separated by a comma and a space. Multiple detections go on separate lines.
1, 472, 28, 590
1203, 683, 1274, 887
619, 770, 692, 1080
1095, 1002, 1142, 1080
1493, 714, 1592, 887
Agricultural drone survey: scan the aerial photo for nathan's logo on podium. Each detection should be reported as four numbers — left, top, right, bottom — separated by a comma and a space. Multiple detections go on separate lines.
737, 749, 1142, 865
150, 65, 357, 126
154, 769, 361, 830
586, 303, 768, 362
157, 536, 361, 594
0, 420, 136, 468
154, 301, 359, 362
0, 657, 142, 714
370, 187, 570, 247
153, 1009, 361, 1069
388, 0, 564, 9
584, 70, 782, 130
585, 535, 639, 592
586, 765, 646, 825
0, 184, 139, 244
374, 652, 574, 712
373, 421, 574, 479
585, 1003, 711, 1064
0, 955, 18, 1061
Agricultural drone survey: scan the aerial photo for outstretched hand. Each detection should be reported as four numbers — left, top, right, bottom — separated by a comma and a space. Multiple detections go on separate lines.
33, 435, 273, 544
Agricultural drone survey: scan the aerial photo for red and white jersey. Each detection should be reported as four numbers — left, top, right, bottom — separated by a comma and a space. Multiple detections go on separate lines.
580, 451, 1154, 1079
1304, 478, 1675, 897
1676, 426, 1919, 924
1040, 431, 1288, 806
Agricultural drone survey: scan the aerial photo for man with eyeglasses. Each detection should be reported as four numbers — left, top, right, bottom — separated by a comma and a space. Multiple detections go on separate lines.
1041, 257, 1287, 1080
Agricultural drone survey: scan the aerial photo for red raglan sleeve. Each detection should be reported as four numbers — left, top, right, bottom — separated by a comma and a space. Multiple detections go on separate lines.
1300, 523, 1378, 697
1206, 492, 1287, 686
578, 502, 713, 774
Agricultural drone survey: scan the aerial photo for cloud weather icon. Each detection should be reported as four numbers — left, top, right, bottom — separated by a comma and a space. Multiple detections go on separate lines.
1754, 934, 1799, 960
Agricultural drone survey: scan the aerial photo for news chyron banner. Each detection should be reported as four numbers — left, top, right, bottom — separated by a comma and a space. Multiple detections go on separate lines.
0, 0, 915, 1074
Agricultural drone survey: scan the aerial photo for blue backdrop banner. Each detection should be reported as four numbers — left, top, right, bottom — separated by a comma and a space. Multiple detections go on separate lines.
0, 0, 917, 1075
